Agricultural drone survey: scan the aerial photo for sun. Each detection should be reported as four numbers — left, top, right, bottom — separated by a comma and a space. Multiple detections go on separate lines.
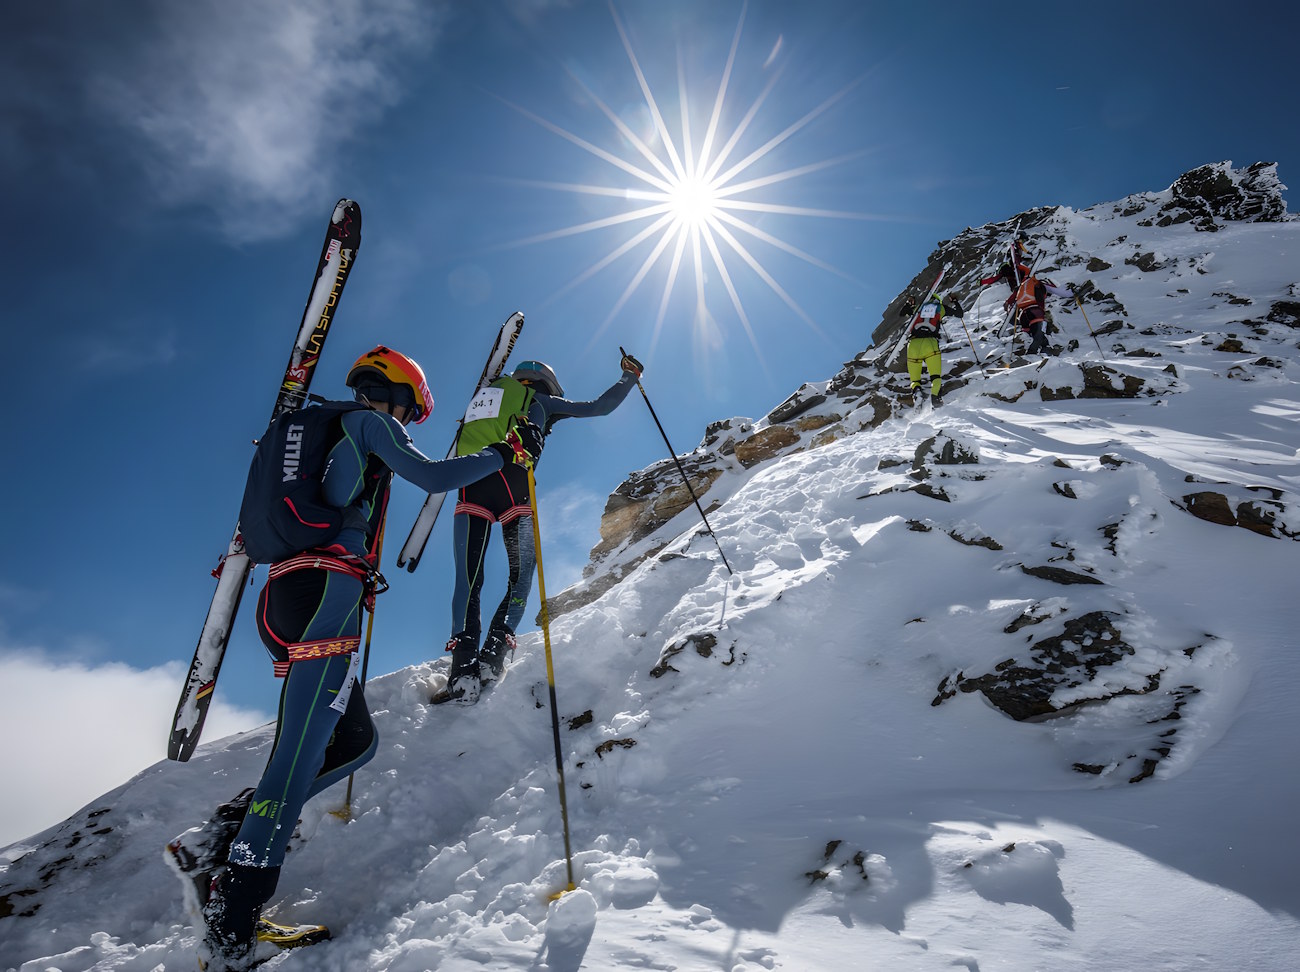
666, 174, 721, 232
498, 3, 879, 364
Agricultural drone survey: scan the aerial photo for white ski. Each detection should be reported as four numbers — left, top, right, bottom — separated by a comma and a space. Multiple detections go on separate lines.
168, 199, 362, 762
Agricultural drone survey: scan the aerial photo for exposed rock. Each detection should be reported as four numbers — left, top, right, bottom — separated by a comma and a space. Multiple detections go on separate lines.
1019, 564, 1103, 586
804, 842, 870, 884
947, 529, 1002, 550
1237, 500, 1287, 537
734, 425, 800, 468
591, 465, 725, 561
1178, 489, 1297, 539
1003, 603, 1066, 633
767, 384, 827, 424
1167, 161, 1290, 225
909, 482, 951, 502
786, 411, 840, 437
546, 564, 638, 621
850, 393, 896, 429
915, 433, 980, 468
594, 738, 637, 758
1041, 362, 1148, 401
942, 612, 1138, 720
1266, 299, 1300, 328
650, 631, 740, 678
1125, 251, 1165, 272
700, 417, 750, 455
1181, 491, 1237, 527
810, 426, 843, 449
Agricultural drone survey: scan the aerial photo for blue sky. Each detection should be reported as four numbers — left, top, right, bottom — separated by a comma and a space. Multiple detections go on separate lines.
2, 0, 1295, 758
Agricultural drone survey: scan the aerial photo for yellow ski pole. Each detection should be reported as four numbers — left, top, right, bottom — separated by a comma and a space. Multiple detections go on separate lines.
527, 463, 577, 898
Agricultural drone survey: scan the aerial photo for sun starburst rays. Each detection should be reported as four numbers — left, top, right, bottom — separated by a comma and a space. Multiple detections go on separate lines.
502, 3, 882, 365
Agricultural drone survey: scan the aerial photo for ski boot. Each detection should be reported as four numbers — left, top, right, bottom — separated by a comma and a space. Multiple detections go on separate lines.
198, 862, 280, 972
195, 874, 328, 969
165, 788, 254, 925
478, 628, 517, 688
430, 632, 480, 705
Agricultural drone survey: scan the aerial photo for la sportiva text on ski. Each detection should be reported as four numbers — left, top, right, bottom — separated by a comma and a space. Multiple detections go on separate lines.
168, 199, 362, 763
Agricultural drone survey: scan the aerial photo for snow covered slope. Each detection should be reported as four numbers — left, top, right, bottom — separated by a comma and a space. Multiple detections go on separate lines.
3, 162, 1299, 972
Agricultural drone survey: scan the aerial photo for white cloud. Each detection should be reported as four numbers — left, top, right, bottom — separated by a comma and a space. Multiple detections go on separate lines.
73, 324, 179, 374
90, 0, 445, 238
0, 651, 271, 849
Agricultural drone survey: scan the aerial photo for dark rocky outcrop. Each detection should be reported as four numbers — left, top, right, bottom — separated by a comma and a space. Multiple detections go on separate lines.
1167, 161, 1290, 227
1179, 486, 1297, 539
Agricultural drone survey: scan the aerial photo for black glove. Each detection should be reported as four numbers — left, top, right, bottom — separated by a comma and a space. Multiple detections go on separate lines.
620, 351, 644, 378
514, 418, 544, 462
492, 418, 545, 468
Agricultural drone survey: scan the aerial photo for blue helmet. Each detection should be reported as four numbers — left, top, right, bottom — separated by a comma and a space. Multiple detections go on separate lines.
512, 360, 563, 397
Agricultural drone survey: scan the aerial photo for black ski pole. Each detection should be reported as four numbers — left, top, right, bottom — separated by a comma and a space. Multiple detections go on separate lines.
621, 348, 733, 575
954, 292, 986, 375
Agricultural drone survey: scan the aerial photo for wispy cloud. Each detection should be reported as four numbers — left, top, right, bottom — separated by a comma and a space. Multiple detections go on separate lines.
81, 0, 444, 238
71, 325, 179, 374
0, 649, 271, 849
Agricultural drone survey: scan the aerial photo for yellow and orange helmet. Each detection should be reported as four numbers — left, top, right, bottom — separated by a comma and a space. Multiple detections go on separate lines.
346, 345, 433, 424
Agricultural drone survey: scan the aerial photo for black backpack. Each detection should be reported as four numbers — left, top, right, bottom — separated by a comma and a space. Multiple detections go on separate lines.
238, 400, 365, 564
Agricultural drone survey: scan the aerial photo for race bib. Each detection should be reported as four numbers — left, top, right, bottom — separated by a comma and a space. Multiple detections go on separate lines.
464, 387, 505, 423
920, 302, 940, 321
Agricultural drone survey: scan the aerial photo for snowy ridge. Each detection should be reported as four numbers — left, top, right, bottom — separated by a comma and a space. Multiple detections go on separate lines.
3, 163, 1300, 971
551, 161, 1297, 618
